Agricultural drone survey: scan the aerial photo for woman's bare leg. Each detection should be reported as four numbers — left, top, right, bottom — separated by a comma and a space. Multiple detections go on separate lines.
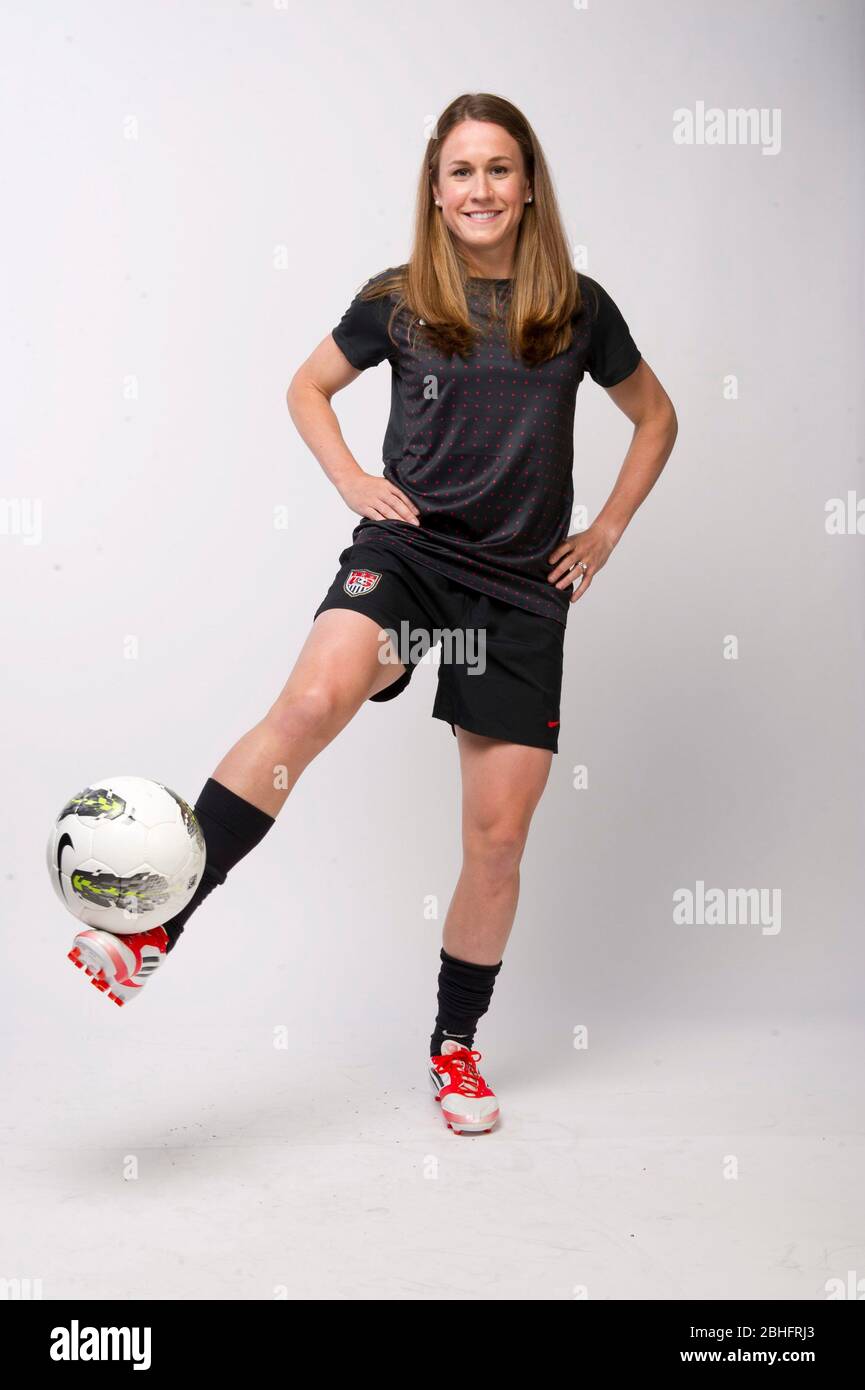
211, 609, 404, 817
442, 728, 553, 964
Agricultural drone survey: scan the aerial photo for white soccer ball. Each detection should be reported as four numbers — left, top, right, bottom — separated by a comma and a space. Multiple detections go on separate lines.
46, 776, 206, 934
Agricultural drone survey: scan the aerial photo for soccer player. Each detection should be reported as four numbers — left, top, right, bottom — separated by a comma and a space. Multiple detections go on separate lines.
69, 93, 677, 1136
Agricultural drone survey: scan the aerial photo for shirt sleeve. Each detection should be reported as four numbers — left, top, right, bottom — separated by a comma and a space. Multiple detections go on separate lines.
331, 272, 396, 370
582, 276, 642, 387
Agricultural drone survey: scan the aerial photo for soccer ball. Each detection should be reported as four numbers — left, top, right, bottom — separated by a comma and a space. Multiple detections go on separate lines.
46, 776, 206, 934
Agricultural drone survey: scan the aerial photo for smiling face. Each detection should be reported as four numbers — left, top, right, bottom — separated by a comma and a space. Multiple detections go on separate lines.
431, 119, 532, 278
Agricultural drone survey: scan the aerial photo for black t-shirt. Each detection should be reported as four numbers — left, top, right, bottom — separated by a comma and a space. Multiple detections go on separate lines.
330, 265, 641, 625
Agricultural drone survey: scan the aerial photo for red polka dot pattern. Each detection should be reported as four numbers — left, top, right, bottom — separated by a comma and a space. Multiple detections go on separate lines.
330, 267, 641, 625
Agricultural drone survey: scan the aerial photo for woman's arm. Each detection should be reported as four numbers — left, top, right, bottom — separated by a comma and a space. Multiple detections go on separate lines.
593, 357, 678, 546
547, 357, 678, 600
286, 336, 420, 525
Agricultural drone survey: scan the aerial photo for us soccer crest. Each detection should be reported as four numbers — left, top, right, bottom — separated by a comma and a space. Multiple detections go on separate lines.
343, 567, 382, 597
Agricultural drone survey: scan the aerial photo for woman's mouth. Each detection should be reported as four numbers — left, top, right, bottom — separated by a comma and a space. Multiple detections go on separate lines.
462, 210, 503, 222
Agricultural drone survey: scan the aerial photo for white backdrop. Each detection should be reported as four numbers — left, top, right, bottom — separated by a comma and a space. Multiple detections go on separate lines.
1, 0, 862, 1301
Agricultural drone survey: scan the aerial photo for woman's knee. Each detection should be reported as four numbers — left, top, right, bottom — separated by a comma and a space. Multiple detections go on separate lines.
463, 818, 529, 878
264, 681, 355, 746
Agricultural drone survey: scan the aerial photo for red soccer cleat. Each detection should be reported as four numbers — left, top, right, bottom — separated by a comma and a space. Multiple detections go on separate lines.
68, 924, 170, 1006
428, 1040, 500, 1134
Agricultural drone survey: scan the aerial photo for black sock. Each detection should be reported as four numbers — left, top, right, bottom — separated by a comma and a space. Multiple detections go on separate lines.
429, 947, 503, 1057
161, 777, 275, 952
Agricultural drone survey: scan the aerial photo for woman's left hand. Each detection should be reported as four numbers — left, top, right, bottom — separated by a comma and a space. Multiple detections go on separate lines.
547, 521, 620, 603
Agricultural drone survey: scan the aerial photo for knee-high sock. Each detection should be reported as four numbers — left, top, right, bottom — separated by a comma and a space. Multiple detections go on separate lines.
430, 947, 503, 1057
162, 777, 275, 951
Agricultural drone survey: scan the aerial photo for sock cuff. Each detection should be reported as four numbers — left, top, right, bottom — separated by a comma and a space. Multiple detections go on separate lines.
440, 947, 503, 975
196, 777, 275, 837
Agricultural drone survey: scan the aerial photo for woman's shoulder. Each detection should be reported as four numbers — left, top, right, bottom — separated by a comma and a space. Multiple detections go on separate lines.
362, 264, 409, 299
574, 272, 604, 318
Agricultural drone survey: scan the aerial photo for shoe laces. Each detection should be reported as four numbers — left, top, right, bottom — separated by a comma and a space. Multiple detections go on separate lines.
438, 1047, 483, 1096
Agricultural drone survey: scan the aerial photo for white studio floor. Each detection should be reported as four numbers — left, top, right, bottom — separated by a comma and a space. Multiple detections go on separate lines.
1, 984, 861, 1302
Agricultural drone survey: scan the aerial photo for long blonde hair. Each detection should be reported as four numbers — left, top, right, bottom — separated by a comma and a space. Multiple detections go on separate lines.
358, 92, 584, 366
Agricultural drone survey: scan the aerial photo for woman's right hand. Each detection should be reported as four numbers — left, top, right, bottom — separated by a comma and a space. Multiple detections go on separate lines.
339, 471, 421, 526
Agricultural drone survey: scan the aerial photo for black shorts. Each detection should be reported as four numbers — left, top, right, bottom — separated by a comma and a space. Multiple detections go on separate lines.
312, 539, 565, 753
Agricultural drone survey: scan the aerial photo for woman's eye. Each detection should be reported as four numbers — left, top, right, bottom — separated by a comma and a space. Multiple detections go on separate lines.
453, 166, 510, 177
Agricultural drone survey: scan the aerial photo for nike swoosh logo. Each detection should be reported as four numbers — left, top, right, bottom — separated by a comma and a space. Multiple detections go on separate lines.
55, 831, 74, 902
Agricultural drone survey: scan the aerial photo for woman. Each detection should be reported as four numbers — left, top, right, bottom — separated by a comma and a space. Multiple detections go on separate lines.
68, 92, 677, 1136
